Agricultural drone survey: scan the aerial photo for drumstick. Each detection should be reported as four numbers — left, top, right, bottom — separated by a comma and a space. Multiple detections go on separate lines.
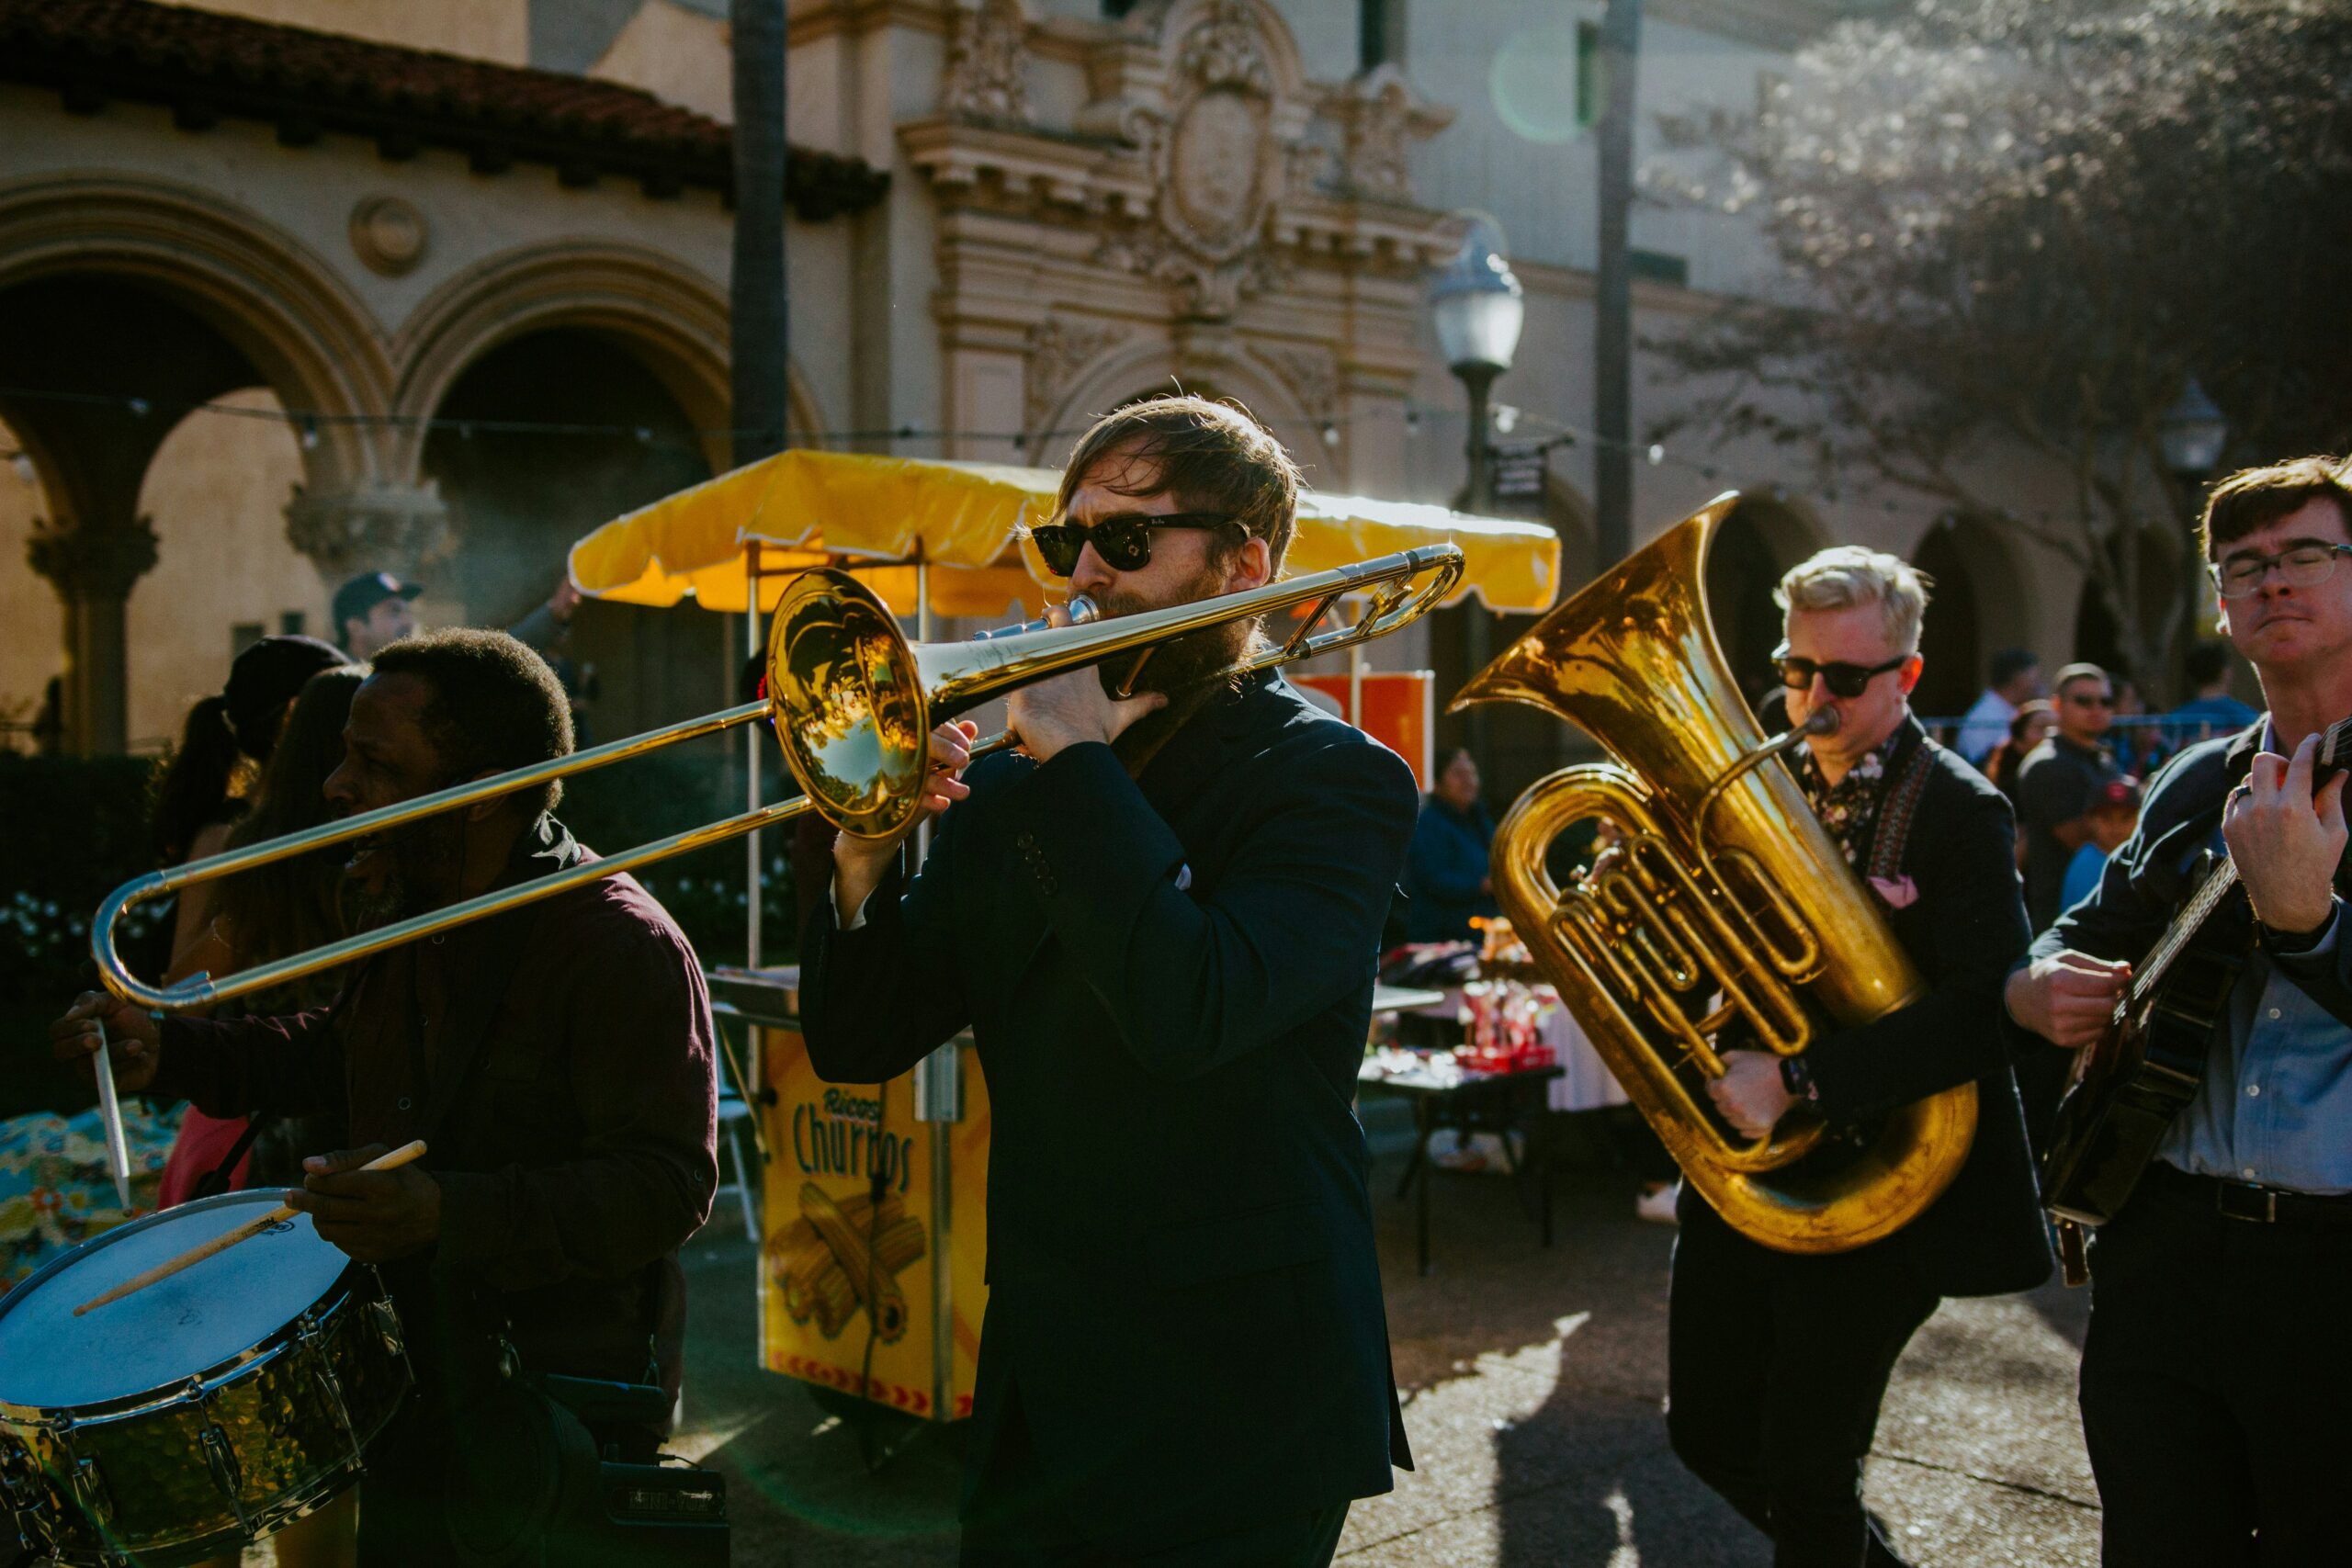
73, 1140, 427, 1316
91, 1020, 134, 1213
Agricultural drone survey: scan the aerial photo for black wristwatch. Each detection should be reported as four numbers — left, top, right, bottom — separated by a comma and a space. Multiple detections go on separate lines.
1780, 1055, 1820, 1104
2260, 902, 2339, 957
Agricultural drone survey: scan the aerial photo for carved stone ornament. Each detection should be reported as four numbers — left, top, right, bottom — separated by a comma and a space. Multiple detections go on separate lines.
942, 0, 1031, 126
1159, 2, 1274, 265
1025, 316, 1131, 436
1255, 343, 1338, 421
26, 514, 160, 599
349, 196, 429, 276
1340, 79, 1412, 200
284, 480, 454, 581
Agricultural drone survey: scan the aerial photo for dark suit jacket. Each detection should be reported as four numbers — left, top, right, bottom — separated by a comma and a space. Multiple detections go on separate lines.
798, 671, 1418, 1541
1778, 716, 2053, 1299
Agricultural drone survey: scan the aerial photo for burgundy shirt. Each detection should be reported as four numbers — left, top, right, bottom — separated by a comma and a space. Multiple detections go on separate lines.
153, 817, 718, 1383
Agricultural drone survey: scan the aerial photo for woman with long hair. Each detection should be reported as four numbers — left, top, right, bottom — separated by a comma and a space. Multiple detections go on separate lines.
157, 665, 364, 1204
155, 665, 366, 1568
150, 635, 348, 961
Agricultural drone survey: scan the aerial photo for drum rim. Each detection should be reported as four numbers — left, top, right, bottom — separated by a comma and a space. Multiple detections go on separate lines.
0, 1190, 365, 1427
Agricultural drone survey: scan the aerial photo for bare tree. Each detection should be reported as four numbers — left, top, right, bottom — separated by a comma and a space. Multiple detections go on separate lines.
1648, 0, 2352, 694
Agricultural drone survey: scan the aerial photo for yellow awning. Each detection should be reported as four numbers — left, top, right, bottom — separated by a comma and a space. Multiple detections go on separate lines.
568, 448, 1558, 618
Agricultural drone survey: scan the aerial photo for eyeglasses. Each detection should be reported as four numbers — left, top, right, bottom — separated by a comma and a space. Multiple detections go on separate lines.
1026, 512, 1245, 577
2211, 541, 2352, 600
2061, 691, 2113, 708
1770, 645, 1909, 700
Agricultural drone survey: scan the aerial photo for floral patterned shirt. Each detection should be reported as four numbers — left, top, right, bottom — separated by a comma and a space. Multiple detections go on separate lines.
1790, 728, 1906, 866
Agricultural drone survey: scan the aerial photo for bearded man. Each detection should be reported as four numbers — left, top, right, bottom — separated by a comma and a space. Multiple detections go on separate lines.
55, 629, 718, 1564
798, 396, 1418, 1566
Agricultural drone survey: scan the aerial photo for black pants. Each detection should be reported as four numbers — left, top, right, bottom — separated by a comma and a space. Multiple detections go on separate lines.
958, 1382, 1351, 1568
1667, 1190, 1939, 1568
2080, 1175, 2352, 1566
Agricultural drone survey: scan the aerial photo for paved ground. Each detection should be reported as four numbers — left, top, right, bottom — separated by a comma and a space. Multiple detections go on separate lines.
673, 1146, 2102, 1567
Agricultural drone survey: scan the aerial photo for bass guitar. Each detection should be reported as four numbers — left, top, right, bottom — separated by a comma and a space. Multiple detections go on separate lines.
2041, 718, 2349, 1233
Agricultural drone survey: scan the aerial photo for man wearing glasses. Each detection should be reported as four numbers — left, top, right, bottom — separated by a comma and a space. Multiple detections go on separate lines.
797, 396, 1416, 1566
2014, 663, 2123, 931
2007, 456, 2352, 1565
1675, 547, 2050, 1568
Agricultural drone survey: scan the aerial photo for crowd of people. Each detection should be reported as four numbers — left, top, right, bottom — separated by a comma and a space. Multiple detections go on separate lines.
21, 400, 2350, 1568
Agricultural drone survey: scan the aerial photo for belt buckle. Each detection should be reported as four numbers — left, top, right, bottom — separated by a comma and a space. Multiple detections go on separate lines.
2216, 1182, 2278, 1223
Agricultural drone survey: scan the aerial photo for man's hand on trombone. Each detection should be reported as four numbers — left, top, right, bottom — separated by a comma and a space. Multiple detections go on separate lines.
831, 719, 983, 925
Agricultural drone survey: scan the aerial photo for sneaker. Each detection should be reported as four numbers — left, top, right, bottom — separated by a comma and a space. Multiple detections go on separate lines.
1634, 1182, 1680, 1224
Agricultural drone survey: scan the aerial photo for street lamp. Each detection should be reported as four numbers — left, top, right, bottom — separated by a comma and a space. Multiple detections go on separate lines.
1430, 220, 1525, 513
1430, 219, 1524, 766
2159, 378, 2229, 479
2159, 377, 2230, 679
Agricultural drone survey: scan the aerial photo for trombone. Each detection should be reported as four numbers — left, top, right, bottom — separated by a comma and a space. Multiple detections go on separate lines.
92, 545, 1465, 1013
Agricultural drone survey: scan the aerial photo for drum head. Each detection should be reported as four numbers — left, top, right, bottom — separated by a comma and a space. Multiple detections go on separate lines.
0, 1190, 350, 1410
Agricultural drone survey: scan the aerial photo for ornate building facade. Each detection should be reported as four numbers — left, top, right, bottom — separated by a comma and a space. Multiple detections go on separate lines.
0, 0, 2081, 768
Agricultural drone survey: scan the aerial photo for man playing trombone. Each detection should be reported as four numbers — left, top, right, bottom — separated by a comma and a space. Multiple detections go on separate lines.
798, 396, 1416, 1566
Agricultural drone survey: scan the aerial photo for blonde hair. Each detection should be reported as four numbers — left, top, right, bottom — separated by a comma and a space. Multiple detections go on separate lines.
1773, 546, 1932, 654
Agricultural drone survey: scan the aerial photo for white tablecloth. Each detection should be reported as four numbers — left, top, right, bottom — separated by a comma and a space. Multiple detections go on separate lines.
1407, 986, 1630, 1113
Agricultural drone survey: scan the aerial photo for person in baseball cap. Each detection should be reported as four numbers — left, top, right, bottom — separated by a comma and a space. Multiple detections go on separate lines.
333, 570, 422, 659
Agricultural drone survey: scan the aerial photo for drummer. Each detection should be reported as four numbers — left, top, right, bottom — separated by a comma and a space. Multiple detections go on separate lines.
53, 629, 718, 1562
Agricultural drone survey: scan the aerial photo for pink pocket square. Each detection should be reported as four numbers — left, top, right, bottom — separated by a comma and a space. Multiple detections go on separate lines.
1868, 874, 1919, 909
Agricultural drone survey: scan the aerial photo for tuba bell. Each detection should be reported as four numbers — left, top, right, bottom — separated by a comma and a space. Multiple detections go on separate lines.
1453, 494, 1975, 1253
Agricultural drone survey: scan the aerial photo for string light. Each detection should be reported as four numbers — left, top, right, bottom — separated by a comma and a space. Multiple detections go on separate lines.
0, 379, 2101, 533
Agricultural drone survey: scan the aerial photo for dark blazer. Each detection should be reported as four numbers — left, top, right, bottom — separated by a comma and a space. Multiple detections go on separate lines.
798, 671, 1418, 1543
1785, 716, 2054, 1299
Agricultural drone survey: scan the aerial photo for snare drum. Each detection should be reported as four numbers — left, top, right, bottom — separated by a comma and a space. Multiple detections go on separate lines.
0, 1190, 411, 1566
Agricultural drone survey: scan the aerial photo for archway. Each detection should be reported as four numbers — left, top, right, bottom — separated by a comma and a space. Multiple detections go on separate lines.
1911, 525, 1982, 719
423, 329, 719, 745
0, 176, 394, 751
1704, 496, 1821, 724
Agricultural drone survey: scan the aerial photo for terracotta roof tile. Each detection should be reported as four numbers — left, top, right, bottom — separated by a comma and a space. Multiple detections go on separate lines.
0, 0, 888, 214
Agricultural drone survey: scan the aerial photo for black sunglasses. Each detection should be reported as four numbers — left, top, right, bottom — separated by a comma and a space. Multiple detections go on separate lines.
1027, 512, 1244, 577
1771, 644, 1910, 700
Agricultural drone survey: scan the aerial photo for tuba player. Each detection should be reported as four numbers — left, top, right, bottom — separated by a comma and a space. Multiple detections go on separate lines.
1668, 547, 2052, 1566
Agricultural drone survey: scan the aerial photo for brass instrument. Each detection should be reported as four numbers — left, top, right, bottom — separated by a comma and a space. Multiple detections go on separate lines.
92, 546, 1464, 1014
1453, 496, 1974, 1253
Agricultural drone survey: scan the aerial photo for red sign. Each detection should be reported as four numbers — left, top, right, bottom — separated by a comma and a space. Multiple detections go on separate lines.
1295, 671, 1436, 790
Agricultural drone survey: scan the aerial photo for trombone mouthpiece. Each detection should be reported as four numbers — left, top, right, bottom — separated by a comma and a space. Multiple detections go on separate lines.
976, 595, 1101, 640
1804, 706, 1841, 737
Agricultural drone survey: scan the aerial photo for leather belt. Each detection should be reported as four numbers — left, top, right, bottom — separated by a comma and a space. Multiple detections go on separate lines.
2144, 1162, 2352, 1229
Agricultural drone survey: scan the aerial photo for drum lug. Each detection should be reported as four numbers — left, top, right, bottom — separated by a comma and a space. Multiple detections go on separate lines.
367, 1289, 406, 1361
297, 1312, 364, 1471
187, 1379, 255, 1542
1, 1438, 59, 1557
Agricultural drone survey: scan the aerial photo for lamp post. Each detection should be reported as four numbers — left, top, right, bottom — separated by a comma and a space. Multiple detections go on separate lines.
2159, 377, 2230, 692
1430, 220, 1524, 762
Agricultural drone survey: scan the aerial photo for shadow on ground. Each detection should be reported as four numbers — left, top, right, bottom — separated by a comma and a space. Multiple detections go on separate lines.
666, 1131, 2098, 1567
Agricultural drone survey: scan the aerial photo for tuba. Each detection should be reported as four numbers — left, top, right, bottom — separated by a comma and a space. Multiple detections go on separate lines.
1453, 495, 1974, 1253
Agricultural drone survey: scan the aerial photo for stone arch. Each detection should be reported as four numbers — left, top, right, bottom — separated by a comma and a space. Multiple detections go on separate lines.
390, 240, 829, 477
0, 173, 395, 493
1035, 335, 1315, 462
1707, 493, 1826, 716
1910, 513, 2034, 716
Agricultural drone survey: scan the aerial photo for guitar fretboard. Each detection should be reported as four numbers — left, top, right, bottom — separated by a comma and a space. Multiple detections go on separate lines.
2123, 714, 2352, 1010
